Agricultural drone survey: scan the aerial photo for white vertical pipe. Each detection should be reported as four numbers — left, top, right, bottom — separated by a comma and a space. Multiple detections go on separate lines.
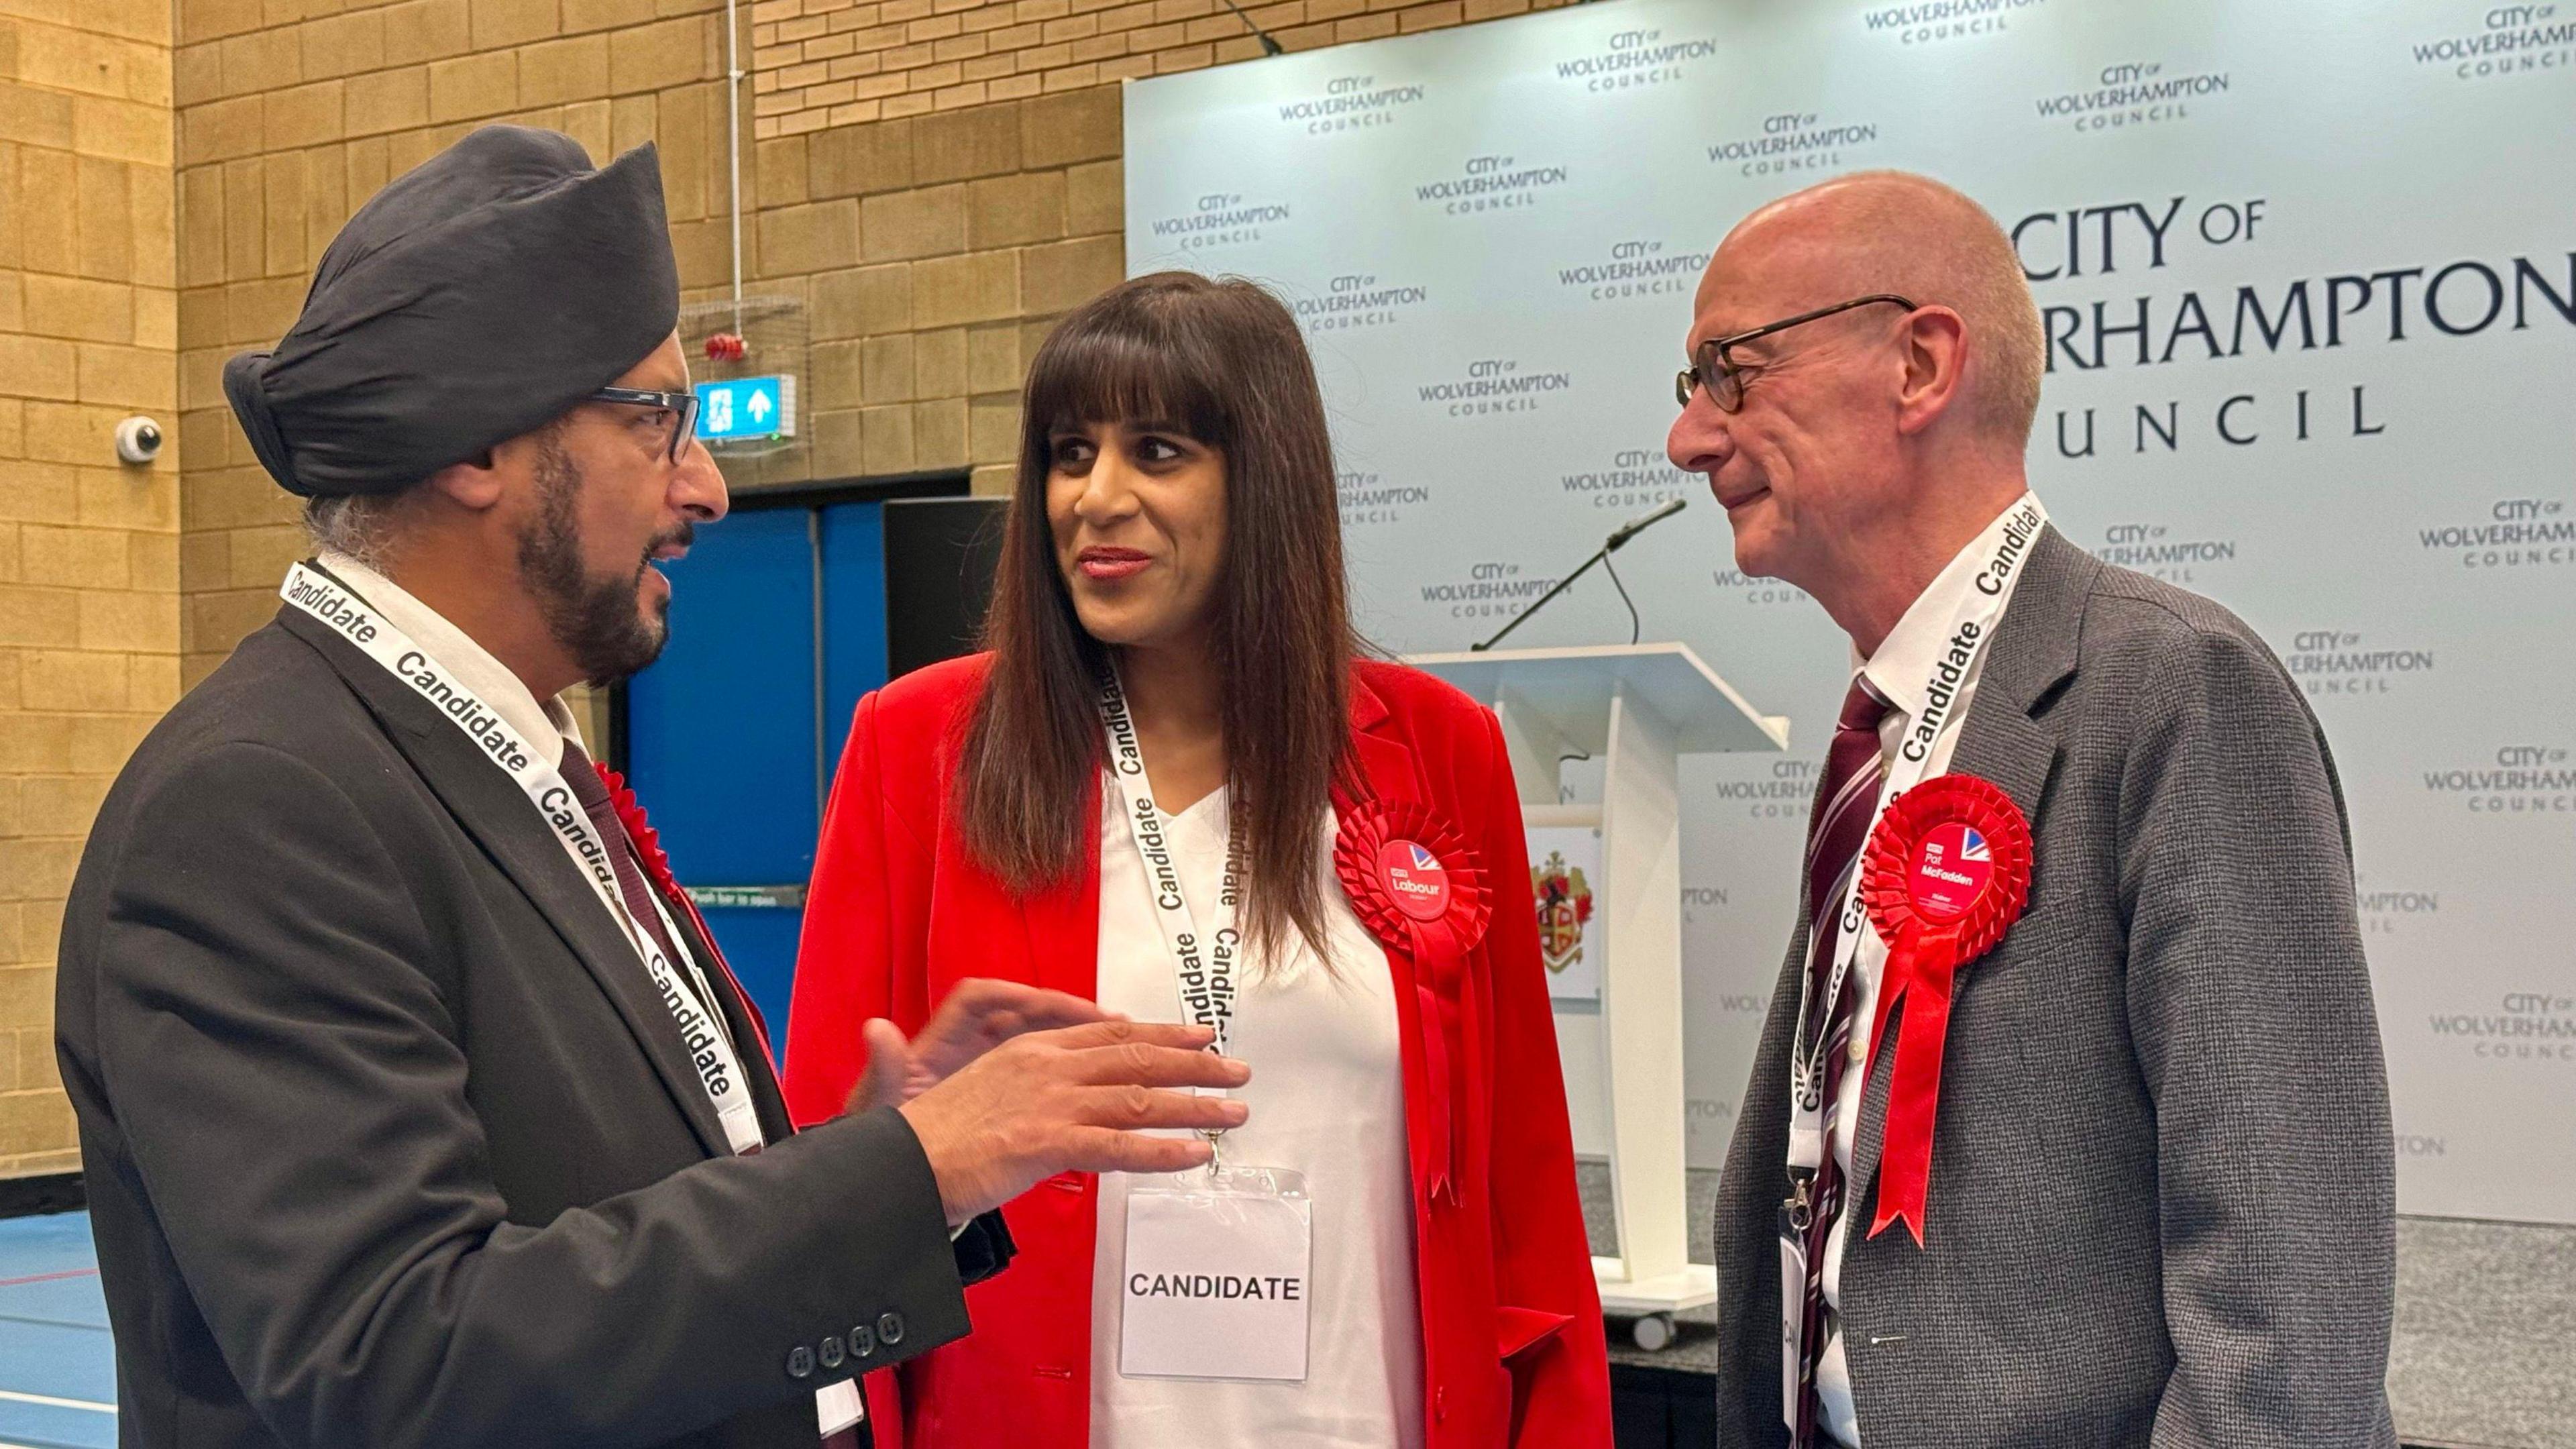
724, 0, 745, 333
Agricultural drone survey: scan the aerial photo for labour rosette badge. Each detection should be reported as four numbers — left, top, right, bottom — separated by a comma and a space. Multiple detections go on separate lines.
1334, 798, 1492, 971
1857, 773, 2033, 1246
1334, 796, 1491, 1199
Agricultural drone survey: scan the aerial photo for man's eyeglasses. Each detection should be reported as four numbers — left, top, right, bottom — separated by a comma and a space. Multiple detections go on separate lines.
1674, 294, 1918, 412
588, 386, 702, 462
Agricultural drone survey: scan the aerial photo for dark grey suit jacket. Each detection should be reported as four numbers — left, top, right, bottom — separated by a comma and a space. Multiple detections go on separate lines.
1712, 526, 2396, 1448
57, 605, 1009, 1448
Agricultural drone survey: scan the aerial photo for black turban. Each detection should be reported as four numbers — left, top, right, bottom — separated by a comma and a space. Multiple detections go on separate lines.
224, 125, 680, 497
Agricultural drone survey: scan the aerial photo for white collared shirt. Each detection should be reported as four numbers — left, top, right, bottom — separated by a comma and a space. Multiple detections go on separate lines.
1811, 493, 2039, 1446
317, 550, 590, 770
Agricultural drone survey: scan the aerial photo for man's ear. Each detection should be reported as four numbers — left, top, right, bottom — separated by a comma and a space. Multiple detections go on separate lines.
1893, 305, 1968, 438
423, 448, 506, 512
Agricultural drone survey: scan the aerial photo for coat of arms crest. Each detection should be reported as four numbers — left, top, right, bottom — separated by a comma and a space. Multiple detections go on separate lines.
1530, 849, 1594, 973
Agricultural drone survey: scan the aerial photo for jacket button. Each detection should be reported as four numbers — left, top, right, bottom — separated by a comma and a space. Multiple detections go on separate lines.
1435, 1386, 1448, 1421
851, 1323, 877, 1357
818, 1335, 845, 1369
786, 1346, 815, 1381
878, 1311, 906, 1346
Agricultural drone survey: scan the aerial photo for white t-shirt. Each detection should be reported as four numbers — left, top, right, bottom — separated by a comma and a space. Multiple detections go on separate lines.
1088, 784, 1426, 1449
1812, 493, 2039, 1446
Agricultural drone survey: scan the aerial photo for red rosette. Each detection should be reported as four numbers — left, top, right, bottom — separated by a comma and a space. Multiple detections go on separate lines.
1854, 773, 2032, 1247
596, 762, 680, 899
1334, 798, 1492, 977
1333, 796, 1491, 1201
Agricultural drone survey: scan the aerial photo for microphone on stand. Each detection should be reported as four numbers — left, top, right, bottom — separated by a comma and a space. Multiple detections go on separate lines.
1470, 497, 1688, 652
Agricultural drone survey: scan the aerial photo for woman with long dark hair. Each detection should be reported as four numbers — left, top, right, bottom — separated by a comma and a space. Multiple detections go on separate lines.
782, 272, 1609, 1449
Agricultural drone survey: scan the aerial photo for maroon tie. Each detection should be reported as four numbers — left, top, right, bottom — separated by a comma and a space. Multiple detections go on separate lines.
1791, 676, 1890, 1447
558, 740, 690, 971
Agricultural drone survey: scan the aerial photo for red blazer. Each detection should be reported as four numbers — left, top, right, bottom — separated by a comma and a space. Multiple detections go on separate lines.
782, 653, 1611, 1449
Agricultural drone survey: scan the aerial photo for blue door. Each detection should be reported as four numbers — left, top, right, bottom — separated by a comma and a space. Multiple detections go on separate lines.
622, 500, 889, 1057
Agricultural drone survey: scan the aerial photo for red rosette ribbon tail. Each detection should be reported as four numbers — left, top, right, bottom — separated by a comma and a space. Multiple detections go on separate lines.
1333, 795, 1491, 1203
596, 761, 777, 1064
1857, 773, 2031, 1247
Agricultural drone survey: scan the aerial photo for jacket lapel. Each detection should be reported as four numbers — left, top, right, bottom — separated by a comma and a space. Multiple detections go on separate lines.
1344, 672, 1417, 808
276, 606, 736, 1159
1850, 525, 2094, 1209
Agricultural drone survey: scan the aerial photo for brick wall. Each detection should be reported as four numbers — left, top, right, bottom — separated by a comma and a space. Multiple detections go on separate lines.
0, 0, 179, 1179
737, 86, 1124, 497
747, 0, 1559, 138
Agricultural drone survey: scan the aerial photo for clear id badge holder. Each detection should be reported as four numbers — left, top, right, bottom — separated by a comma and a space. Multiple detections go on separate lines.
1119, 1163, 1313, 1383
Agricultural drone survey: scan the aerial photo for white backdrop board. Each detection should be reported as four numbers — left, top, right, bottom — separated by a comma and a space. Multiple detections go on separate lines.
1124, 0, 2576, 1224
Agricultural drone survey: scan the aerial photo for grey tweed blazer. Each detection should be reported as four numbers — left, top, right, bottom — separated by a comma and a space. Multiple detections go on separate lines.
1711, 524, 2397, 1448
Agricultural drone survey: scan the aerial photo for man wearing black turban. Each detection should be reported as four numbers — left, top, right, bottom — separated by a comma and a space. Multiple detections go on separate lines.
55, 125, 1249, 1449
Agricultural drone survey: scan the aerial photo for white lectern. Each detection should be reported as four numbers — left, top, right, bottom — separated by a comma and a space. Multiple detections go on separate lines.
1407, 643, 1787, 1349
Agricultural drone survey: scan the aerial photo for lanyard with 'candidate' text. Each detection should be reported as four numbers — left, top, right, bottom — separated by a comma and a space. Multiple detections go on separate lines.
1786, 494, 2048, 1173
1097, 667, 1244, 1117
279, 561, 765, 1158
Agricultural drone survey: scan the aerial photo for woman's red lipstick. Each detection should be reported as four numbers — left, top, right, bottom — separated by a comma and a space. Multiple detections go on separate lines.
1077, 545, 1151, 581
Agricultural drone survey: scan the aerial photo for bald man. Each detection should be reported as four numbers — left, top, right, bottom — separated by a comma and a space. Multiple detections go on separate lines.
1668, 171, 2395, 1449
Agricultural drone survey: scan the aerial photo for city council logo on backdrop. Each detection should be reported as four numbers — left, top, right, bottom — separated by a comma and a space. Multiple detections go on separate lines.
1415, 357, 1572, 419
1420, 559, 1564, 625
2410, 3, 2573, 80
1704, 113, 1879, 179
2418, 494, 2573, 570
2087, 519, 2239, 586
1562, 447, 1693, 513
1338, 470, 1431, 529
1556, 239, 1709, 303
2423, 743, 2575, 816
1292, 274, 1430, 334
2282, 629, 2436, 700
1414, 153, 1571, 216
1862, 0, 2046, 47
1144, 193, 1292, 254
2426, 989, 2575, 1067
1277, 74, 1427, 134
1552, 25, 1721, 92
2033, 60, 2231, 135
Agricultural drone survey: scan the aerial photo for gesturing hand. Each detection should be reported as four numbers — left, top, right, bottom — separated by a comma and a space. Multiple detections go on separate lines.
845, 979, 1114, 1115
897, 1020, 1250, 1226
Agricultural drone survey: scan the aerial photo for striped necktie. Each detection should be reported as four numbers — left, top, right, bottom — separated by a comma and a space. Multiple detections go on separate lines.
1791, 676, 1891, 1446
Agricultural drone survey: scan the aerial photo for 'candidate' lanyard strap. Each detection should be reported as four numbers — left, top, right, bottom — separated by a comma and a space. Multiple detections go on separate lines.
1097, 665, 1244, 1083
280, 561, 766, 1158
1785, 494, 2048, 1170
